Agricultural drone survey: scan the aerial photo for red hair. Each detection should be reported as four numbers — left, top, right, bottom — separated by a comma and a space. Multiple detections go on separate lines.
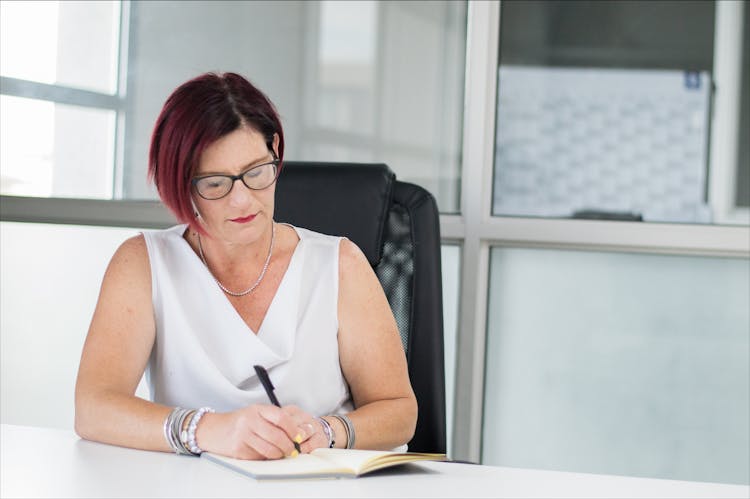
148, 72, 285, 231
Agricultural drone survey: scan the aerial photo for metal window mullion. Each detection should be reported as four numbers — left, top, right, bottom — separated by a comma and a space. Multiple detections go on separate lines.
0, 76, 122, 110
478, 217, 749, 257
453, 0, 500, 464
709, 0, 746, 224
113, 0, 133, 199
0, 196, 175, 229
440, 214, 750, 258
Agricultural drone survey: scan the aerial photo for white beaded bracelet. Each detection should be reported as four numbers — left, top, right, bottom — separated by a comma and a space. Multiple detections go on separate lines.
183, 407, 214, 455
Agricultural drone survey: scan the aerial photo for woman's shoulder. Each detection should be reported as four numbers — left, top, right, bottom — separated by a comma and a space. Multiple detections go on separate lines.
112, 225, 186, 274
337, 237, 370, 278
98, 233, 152, 295
109, 233, 149, 270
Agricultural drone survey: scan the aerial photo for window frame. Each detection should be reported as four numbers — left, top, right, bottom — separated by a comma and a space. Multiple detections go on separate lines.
0, 0, 129, 199
710, 0, 750, 225
448, 0, 750, 464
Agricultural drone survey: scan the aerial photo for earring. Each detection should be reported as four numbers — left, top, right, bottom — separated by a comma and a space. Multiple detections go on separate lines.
190, 198, 202, 220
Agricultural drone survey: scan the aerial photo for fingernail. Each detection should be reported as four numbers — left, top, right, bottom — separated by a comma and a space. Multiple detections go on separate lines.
294, 434, 303, 444
290, 449, 299, 458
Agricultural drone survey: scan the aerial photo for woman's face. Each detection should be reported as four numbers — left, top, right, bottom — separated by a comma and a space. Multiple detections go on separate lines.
192, 126, 279, 244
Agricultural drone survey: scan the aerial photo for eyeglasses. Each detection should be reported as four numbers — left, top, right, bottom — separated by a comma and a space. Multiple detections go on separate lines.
191, 158, 280, 200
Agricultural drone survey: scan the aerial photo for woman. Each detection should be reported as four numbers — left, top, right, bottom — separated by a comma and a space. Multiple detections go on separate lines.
74, 72, 417, 460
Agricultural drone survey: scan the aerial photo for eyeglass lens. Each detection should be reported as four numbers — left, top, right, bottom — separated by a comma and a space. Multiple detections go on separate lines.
195, 162, 278, 199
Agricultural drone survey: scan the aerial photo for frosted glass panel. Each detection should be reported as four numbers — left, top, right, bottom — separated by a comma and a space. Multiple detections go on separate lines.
483, 247, 749, 485
0, 222, 150, 430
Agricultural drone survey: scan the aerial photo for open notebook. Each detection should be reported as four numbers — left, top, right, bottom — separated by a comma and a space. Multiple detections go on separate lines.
202, 448, 447, 480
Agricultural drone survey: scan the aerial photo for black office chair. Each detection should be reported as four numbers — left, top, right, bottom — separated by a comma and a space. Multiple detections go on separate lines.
275, 162, 446, 454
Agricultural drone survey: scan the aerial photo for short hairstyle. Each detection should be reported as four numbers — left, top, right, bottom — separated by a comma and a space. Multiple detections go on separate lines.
148, 72, 285, 229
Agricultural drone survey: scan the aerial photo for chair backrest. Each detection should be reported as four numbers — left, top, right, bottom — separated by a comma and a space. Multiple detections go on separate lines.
275, 162, 446, 454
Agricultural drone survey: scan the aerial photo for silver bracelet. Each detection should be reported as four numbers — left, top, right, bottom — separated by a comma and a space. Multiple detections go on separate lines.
316, 417, 335, 448
164, 407, 193, 455
331, 414, 355, 449
184, 407, 214, 455
175, 408, 194, 455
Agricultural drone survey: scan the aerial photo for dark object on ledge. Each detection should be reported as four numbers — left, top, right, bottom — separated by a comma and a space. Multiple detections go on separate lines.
572, 209, 643, 221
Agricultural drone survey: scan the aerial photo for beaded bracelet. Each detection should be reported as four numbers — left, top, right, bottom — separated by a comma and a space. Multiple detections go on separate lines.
315, 417, 335, 448
185, 407, 214, 455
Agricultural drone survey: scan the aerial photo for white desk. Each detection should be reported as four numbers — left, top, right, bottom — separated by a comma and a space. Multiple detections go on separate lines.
2, 424, 747, 499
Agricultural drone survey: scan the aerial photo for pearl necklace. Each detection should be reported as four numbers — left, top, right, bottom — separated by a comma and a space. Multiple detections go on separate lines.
197, 222, 275, 297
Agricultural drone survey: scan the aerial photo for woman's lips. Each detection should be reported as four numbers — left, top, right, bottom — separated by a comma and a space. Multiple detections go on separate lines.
230, 214, 256, 223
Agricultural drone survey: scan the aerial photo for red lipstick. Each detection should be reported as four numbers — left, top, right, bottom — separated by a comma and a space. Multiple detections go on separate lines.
230, 214, 256, 223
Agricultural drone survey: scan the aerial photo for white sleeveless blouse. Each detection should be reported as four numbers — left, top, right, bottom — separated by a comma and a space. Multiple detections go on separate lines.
142, 224, 354, 417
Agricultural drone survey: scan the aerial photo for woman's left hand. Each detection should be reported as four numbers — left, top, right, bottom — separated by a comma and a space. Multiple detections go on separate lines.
282, 405, 329, 453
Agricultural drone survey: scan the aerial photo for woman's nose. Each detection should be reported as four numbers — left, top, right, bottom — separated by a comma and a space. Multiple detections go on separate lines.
226, 178, 257, 206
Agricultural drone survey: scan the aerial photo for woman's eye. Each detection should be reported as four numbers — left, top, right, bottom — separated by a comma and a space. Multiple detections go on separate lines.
199, 177, 227, 190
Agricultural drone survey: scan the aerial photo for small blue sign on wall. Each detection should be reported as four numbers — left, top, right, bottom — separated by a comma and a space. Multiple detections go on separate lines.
685, 71, 701, 90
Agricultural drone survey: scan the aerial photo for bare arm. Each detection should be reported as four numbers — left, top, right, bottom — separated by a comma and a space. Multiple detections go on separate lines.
333, 238, 418, 450
74, 234, 173, 450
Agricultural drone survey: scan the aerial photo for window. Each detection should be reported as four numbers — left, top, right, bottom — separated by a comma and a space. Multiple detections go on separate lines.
0, 0, 122, 199
2, 1, 466, 211
492, 0, 748, 225
451, 1, 749, 481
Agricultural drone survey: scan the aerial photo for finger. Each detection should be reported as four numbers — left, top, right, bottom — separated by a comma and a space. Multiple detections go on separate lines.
253, 413, 298, 456
244, 430, 288, 460
280, 406, 318, 442
299, 430, 328, 453
283, 405, 316, 427
282, 405, 303, 417
298, 422, 317, 442
259, 406, 306, 445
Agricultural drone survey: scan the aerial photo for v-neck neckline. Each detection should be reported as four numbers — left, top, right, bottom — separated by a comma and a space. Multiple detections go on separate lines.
178, 223, 304, 337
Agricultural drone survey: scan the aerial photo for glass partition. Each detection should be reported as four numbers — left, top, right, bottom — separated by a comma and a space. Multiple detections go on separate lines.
492, 0, 748, 225
483, 246, 750, 484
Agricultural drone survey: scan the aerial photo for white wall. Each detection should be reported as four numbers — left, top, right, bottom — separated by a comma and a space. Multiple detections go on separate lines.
0, 222, 148, 429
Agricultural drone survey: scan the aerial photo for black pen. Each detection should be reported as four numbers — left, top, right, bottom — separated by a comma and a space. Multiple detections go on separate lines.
253, 365, 301, 454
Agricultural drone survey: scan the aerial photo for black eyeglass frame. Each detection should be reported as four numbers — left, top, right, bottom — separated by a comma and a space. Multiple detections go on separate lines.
191, 156, 281, 200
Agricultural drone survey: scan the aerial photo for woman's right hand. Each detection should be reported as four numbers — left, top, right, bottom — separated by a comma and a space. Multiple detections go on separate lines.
195, 404, 315, 460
